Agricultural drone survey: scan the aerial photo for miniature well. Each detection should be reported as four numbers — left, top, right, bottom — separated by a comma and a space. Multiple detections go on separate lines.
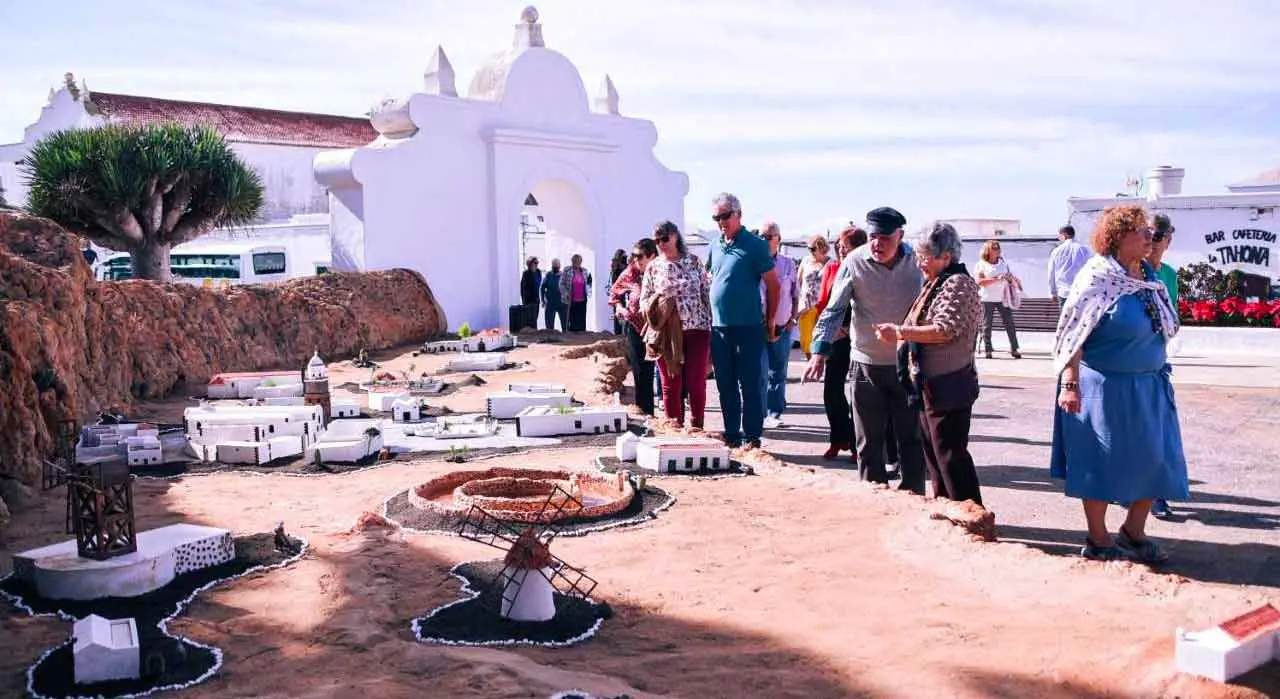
410, 467, 634, 523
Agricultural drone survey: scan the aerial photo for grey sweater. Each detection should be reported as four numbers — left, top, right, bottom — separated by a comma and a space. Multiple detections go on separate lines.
811, 245, 923, 365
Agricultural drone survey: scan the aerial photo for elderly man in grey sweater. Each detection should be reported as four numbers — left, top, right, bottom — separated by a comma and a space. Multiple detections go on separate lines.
802, 207, 926, 493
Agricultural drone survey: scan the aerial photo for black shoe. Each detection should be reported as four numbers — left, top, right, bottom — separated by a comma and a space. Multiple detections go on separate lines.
745, 439, 762, 450
984, 349, 993, 359
1011, 349, 1022, 359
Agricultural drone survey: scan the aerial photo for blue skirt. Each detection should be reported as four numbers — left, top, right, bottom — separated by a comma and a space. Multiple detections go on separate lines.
1050, 363, 1190, 502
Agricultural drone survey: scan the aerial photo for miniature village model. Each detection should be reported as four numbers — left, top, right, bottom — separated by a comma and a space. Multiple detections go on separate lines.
442, 352, 509, 373
421, 328, 516, 354
514, 405, 628, 437
404, 414, 500, 439
615, 433, 733, 473
1176, 602, 1280, 682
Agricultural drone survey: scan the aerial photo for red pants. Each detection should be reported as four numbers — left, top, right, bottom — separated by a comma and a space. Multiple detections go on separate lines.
656, 329, 710, 427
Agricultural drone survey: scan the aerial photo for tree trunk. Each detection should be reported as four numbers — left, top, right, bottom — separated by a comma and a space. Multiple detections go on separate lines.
131, 242, 172, 281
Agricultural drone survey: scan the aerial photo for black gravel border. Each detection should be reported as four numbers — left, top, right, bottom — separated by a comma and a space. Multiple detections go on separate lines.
382, 482, 675, 538
1, 533, 306, 699
412, 560, 612, 647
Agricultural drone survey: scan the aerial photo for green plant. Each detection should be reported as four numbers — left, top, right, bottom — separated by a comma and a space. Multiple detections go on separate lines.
457, 322, 473, 339
1177, 263, 1244, 302
20, 123, 264, 281
554, 403, 576, 415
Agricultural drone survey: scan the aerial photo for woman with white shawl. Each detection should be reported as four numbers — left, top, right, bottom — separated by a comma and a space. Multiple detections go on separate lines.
1051, 204, 1188, 564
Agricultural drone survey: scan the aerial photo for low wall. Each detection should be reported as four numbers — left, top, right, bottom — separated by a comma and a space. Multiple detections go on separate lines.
0, 212, 447, 499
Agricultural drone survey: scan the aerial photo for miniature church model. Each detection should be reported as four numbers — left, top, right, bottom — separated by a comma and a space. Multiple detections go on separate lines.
303, 350, 332, 422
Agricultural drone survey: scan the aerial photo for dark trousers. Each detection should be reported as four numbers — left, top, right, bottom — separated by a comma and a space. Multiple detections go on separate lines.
918, 402, 983, 505
710, 325, 766, 444
981, 301, 1019, 352
850, 361, 925, 493
568, 301, 588, 332
824, 337, 854, 447
656, 329, 710, 427
544, 304, 566, 332
622, 324, 656, 416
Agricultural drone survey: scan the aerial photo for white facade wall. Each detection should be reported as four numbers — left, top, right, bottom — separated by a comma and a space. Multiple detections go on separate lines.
391, 398, 422, 423
508, 382, 567, 394
514, 405, 627, 437
125, 436, 163, 466
444, 353, 508, 372
636, 440, 731, 473
1069, 194, 1280, 285
314, 15, 688, 332
486, 391, 572, 419
368, 390, 411, 412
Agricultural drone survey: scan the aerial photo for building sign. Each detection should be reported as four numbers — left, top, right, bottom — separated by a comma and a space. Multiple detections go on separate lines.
1203, 228, 1275, 270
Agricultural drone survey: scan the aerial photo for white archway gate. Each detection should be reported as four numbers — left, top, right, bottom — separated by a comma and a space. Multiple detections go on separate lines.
315, 7, 687, 332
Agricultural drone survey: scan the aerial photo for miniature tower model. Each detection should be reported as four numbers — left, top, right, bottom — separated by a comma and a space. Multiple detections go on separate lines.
303, 351, 332, 423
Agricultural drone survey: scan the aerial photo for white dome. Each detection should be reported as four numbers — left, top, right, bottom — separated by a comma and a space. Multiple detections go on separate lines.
468, 50, 520, 102
305, 351, 328, 380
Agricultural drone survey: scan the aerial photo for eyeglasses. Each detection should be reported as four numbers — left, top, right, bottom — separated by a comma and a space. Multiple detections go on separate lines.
712, 211, 736, 222
655, 234, 672, 243
1152, 231, 1168, 243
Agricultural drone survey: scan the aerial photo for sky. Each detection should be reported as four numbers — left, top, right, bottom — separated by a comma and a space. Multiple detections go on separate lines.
2, 0, 1280, 238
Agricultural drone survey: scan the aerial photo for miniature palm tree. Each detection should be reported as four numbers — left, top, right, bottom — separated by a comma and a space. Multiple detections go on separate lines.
21, 123, 264, 281
363, 426, 381, 456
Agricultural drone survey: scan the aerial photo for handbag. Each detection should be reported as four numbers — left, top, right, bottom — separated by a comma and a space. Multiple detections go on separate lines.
923, 363, 980, 412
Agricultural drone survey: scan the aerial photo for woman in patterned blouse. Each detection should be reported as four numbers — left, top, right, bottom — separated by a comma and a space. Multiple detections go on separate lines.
796, 235, 830, 360
874, 222, 984, 505
609, 238, 660, 416
639, 221, 713, 428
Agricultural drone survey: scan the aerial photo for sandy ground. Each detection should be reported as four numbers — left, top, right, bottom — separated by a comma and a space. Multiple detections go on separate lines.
2, 338, 1278, 699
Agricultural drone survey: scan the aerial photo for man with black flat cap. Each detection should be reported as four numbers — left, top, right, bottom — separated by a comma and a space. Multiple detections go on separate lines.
803, 206, 927, 493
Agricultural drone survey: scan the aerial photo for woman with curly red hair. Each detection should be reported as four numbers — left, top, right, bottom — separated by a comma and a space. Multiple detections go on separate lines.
1051, 204, 1188, 563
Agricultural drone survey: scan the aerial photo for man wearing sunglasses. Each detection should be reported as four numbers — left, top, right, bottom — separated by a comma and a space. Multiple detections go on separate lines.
706, 192, 781, 449
803, 206, 926, 493
1146, 213, 1179, 519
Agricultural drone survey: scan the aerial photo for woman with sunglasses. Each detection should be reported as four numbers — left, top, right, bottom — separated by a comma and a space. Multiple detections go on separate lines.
797, 235, 831, 361
609, 239, 660, 416
639, 221, 713, 428
1051, 204, 1188, 563
975, 240, 1022, 359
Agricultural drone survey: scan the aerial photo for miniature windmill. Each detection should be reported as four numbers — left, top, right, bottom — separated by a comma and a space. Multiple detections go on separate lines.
455, 484, 598, 622
41, 419, 138, 561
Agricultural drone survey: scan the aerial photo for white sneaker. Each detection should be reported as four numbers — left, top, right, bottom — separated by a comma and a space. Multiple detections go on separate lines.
762, 416, 783, 429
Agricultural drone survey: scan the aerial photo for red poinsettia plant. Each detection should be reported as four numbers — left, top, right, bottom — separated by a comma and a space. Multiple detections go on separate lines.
1178, 297, 1280, 327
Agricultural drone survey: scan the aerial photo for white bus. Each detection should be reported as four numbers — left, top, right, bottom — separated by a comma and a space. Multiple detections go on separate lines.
98, 242, 291, 285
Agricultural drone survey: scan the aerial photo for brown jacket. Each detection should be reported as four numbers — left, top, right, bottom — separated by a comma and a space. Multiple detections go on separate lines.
642, 293, 684, 367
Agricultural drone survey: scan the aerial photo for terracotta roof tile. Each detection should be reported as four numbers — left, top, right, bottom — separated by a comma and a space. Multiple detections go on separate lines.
87, 92, 376, 148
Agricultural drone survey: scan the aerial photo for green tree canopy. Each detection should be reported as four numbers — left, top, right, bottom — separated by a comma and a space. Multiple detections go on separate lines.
20, 122, 264, 280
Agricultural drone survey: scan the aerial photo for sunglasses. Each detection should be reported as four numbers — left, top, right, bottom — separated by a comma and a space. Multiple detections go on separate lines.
1152, 232, 1167, 243
712, 211, 736, 222
655, 234, 673, 243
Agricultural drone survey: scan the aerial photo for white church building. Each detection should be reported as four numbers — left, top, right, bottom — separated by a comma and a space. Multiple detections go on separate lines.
0, 74, 375, 278
313, 7, 689, 332
2, 8, 689, 332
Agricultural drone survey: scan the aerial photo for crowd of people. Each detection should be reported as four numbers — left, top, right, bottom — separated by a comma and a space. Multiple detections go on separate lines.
524, 193, 1189, 564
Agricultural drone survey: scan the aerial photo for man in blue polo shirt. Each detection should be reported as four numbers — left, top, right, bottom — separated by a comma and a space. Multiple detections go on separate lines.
707, 192, 781, 449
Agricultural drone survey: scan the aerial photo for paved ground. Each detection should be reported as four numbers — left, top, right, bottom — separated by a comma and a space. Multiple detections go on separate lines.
691, 331, 1280, 590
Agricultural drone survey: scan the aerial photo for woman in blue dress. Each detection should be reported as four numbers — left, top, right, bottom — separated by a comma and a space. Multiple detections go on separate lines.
1050, 204, 1189, 563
